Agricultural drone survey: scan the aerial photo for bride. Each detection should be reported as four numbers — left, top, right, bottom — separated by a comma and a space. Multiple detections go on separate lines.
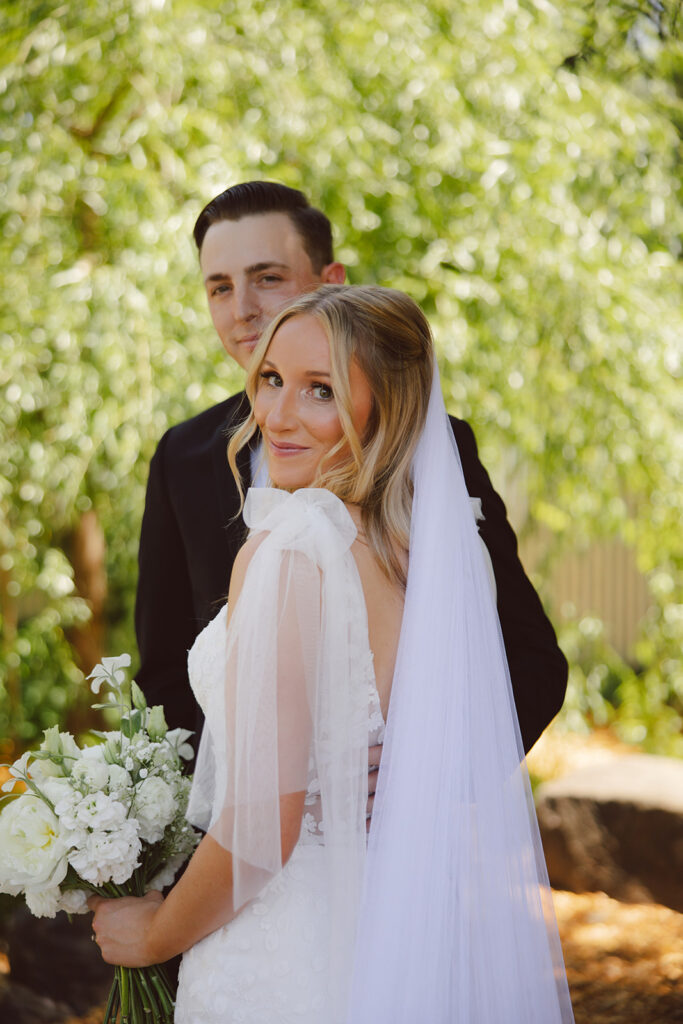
91, 285, 574, 1023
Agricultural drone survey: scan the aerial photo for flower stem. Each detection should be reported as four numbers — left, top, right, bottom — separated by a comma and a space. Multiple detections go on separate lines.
119, 965, 130, 1022
103, 974, 119, 1023
138, 968, 160, 1017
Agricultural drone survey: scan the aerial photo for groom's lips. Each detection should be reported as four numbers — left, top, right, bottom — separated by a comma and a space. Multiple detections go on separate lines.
237, 333, 259, 349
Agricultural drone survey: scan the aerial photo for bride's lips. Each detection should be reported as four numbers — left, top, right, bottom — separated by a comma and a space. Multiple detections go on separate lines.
267, 439, 309, 457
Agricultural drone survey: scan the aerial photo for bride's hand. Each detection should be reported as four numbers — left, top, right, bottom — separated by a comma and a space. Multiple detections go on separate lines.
89, 890, 165, 967
367, 743, 382, 831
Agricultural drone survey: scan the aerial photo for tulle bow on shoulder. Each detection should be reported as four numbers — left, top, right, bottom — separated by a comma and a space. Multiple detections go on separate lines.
244, 487, 357, 564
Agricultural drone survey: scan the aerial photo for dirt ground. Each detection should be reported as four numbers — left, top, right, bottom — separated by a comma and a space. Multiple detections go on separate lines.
555, 889, 683, 1023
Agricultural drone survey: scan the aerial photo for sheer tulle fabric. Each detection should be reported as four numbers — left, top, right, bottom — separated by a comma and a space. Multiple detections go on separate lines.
186, 488, 369, 1011
346, 365, 574, 1022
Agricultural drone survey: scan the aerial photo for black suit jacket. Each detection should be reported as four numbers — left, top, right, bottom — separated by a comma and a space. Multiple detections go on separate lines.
135, 392, 567, 754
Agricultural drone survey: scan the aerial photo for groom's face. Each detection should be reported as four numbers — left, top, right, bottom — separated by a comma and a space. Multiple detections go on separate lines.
199, 212, 344, 371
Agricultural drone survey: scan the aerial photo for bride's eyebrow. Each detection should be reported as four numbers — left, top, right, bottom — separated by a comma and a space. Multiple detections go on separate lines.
260, 359, 331, 379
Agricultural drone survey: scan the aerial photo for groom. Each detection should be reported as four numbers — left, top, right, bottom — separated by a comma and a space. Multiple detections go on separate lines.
135, 181, 567, 755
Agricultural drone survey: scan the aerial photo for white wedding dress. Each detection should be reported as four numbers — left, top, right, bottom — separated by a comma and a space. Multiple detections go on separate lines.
173, 481, 572, 1024
174, 489, 384, 1024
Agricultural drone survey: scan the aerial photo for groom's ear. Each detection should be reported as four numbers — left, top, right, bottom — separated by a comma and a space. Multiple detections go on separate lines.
320, 262, 346, 285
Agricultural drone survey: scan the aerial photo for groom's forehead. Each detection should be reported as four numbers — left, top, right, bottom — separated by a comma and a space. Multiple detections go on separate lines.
199, 212, 311, 273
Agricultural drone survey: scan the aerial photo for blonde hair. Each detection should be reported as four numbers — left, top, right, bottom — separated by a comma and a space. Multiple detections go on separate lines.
228, 285, 433, 587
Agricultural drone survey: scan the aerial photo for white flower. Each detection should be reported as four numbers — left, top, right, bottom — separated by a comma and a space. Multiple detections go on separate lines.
69, 819, 141, 885
25, 886, 61, 919
57, 888, 89, 915
39, 726, 81, 769
106, 764, 132, 796
5, 751, 32, 787
146, 705, 168, 741
29, 757, 66, 783
134, 776, 176, 844
81, 744, 106, 762
146, 852, 185, 892
152, 743, 175, 768
55, 790, 128, 833
71, 758, 109, 792
96, 732, 121, 765
88, 654, 131, 693
0, 795, 69, 894
40, 776, 74, 808
165, 728, 194, 761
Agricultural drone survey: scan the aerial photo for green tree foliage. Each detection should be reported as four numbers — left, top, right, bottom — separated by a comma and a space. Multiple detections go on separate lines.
1, 0, 681, 751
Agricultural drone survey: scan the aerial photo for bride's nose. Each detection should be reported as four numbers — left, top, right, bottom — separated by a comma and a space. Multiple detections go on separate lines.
265, 387, 297, 432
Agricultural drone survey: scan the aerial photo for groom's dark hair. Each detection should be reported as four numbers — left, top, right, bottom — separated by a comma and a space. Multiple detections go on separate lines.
193, 181, 335, 272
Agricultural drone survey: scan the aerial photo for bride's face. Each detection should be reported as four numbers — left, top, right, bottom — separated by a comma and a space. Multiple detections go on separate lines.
254, 314, 372, 490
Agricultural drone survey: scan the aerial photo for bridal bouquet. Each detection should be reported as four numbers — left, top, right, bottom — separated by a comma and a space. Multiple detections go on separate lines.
0, 654, 200, 1023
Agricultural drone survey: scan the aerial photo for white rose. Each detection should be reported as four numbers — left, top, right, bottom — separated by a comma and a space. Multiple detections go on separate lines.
57, 888, 89, 914
40, 776, 74, 808
0, 796, 69, 894
25, 886, 61, 919
81, 743, 106, 761
69, 819, 141, 886
134, 776, 176, 844
72, 758, 109, 792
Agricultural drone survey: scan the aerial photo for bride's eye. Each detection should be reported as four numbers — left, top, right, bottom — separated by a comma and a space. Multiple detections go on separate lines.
311, 382, 334, 400
260, 371, 282, 388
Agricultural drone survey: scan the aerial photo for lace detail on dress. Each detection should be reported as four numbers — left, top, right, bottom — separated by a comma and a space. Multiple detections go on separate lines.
187, 602, 228, 716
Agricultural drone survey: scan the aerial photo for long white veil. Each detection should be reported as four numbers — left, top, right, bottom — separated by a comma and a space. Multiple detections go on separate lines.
347, 363, 574, 1022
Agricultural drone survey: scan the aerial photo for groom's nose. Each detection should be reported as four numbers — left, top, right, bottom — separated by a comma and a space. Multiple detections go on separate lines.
233, 282, 259, 322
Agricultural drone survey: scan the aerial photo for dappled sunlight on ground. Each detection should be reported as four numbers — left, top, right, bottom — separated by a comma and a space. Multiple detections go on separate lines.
555, 889, 683, 1023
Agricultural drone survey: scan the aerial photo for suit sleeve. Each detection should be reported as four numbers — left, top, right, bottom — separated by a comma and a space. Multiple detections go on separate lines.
452, 418, 568, 752
135, 431, 199, 734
